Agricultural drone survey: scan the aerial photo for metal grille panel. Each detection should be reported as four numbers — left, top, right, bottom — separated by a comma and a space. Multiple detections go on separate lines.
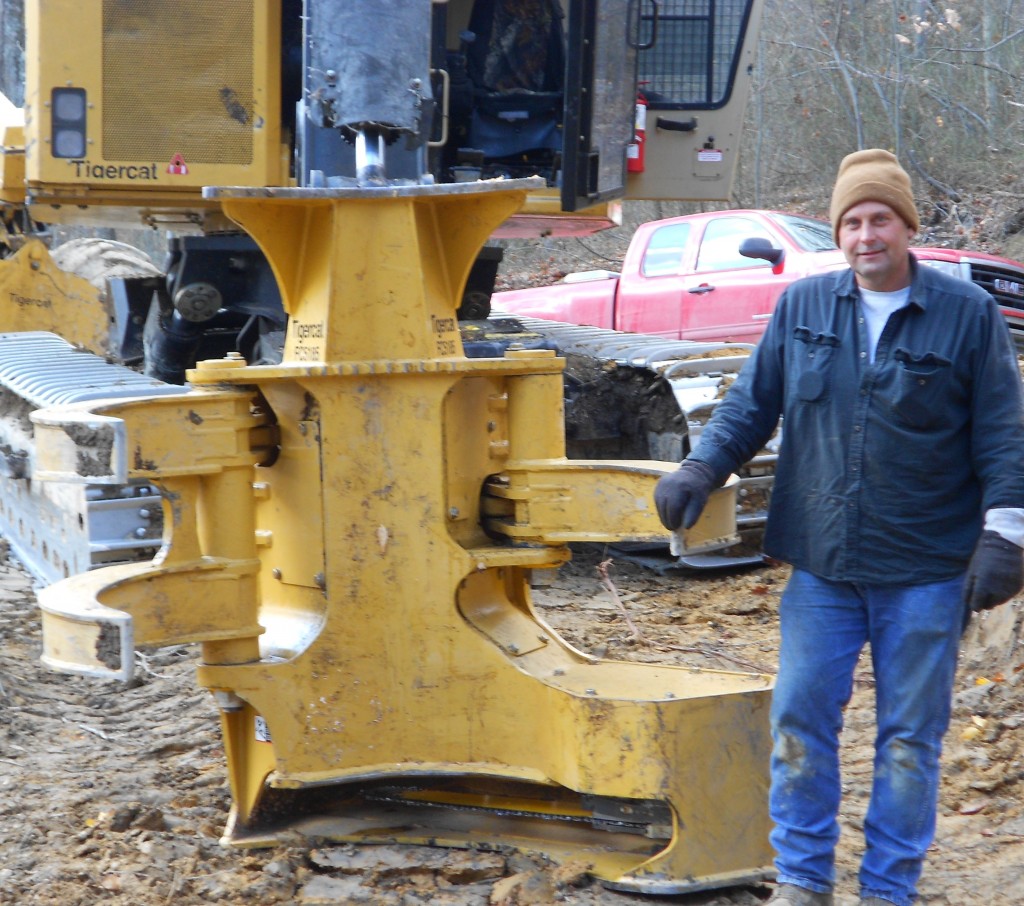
102, 0, 254, 163
637, 0, 753, 109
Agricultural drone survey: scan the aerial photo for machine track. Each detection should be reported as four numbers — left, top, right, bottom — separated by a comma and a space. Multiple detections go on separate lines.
0, 331, 182, 585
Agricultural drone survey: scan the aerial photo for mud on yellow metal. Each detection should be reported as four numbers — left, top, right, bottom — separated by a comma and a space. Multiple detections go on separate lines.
36, 178, 773, 895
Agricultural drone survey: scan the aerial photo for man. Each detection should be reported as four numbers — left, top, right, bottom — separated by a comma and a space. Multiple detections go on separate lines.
654, 149, 1024, 906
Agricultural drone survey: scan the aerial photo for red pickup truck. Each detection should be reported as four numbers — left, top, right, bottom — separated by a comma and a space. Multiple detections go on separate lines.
493, 209, 1024, 344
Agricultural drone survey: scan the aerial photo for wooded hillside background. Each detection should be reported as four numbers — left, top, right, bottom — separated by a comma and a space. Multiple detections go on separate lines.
739, 0, 1024, 258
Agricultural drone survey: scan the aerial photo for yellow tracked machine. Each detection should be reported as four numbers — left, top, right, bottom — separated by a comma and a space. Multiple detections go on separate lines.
0, 0, 773, 894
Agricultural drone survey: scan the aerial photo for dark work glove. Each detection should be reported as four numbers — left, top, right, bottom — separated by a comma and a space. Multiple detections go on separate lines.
654, 460, 717, 531
963, 530, 1024, 612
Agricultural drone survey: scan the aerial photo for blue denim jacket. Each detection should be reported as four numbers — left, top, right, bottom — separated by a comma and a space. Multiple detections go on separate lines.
692, 256, 1024, 583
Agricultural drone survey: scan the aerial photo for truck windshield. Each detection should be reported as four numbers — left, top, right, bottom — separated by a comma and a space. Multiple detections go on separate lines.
776, 214, 838, 252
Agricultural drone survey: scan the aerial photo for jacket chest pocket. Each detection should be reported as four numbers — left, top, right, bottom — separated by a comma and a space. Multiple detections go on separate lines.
791, 326, 841, 402
889, 348, 953, 428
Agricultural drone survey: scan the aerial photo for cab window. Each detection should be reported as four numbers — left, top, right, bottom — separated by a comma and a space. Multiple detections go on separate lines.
696, 217, 776, 271
642, 222, 691, 276
636, 0, 755, 109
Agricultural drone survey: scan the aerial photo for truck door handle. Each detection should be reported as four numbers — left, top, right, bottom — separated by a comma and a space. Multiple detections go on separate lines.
688, 285, 715, 294
657, 116, 698, 133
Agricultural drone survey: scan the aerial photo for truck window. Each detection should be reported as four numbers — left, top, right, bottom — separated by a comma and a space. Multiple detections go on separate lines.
777, 213, 838, 252
642, 222, 692, 276
636, 0, 755, 109
696, 216, 774, 271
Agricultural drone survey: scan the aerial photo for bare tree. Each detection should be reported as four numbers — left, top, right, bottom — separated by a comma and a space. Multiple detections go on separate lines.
737, 0, 1024, 239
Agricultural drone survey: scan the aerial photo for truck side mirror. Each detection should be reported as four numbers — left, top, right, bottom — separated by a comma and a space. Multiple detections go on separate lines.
739, 237, 785, 266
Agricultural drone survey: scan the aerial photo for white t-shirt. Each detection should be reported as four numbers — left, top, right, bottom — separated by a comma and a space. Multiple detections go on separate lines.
859, 286, 911, 362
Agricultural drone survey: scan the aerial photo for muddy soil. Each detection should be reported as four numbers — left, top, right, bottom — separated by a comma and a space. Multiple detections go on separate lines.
1, 541, 1021, 906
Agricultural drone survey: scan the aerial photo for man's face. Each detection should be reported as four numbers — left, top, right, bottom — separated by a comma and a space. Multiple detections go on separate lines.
837, 200, 915, 292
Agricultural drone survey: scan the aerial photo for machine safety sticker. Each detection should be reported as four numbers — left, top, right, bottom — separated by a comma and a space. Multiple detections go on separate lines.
431, 314, 458, 357
697, 149, 724, 162
167, 153, 189, 175
291, 320, 325, 361
254, 715, 272, 743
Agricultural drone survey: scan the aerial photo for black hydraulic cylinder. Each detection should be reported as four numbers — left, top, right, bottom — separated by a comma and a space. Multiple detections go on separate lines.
143, 311, 206, 385
304, 0, 431, 141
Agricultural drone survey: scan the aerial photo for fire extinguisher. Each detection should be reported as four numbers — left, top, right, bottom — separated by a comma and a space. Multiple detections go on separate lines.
627, 90, 648, 173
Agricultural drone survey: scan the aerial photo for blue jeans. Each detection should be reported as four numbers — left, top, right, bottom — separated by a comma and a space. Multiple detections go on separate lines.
770, 569, 967, 905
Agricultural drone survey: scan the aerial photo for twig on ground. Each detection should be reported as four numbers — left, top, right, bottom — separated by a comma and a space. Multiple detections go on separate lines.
62, 718, 110, 740
597, 559, 648, 644
658, 642, 771, 674
134, 647, 192, 679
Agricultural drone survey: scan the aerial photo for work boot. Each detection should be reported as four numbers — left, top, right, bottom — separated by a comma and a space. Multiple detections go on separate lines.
764, 883, 834, 905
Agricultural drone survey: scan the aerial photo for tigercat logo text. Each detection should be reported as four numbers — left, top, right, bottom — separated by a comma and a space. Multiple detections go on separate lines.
70, 160, 159, 181
11, 293, 51, 309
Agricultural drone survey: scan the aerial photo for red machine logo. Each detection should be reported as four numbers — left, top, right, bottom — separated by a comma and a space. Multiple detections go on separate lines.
167, 153, 189, 175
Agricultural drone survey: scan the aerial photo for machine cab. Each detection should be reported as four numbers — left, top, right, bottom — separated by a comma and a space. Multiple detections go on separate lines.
20, 0, 760, 235
297, 0, 762, 232
433, 0, 763, 220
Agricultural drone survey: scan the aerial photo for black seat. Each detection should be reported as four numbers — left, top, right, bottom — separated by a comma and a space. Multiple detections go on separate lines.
463, 0, 565, 159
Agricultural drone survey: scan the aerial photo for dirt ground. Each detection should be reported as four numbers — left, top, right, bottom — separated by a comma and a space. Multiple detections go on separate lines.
1, 540, 1022, 906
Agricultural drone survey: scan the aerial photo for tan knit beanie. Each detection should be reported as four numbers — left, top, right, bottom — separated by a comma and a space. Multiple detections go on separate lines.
829, 149, 919, 243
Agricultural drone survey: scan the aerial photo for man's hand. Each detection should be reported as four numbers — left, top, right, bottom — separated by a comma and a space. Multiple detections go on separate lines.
654, 460, 717, 531
963, 530, 1024, 612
